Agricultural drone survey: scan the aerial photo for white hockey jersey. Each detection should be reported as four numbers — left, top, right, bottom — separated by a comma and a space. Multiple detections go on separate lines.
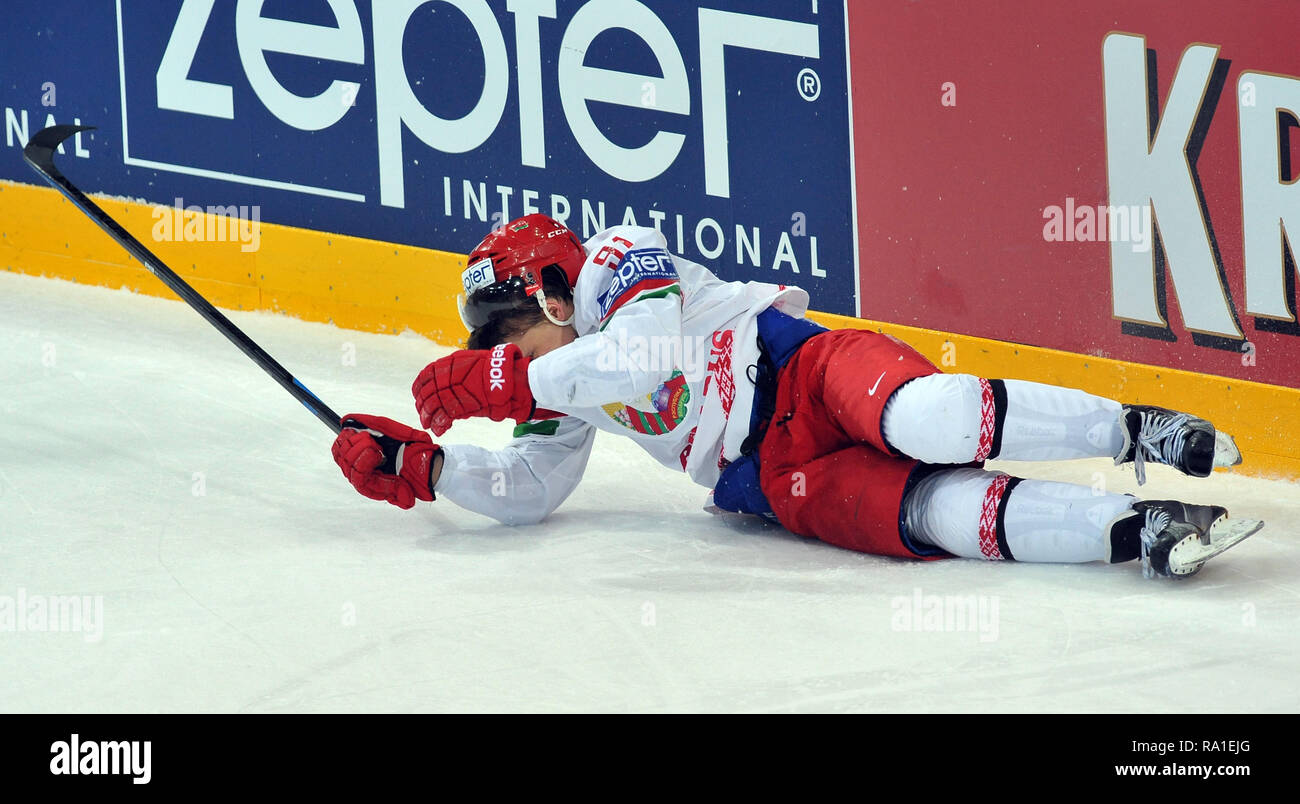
434, 225, 809, 525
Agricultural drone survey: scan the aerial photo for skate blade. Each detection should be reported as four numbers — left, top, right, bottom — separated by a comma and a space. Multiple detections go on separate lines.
1167, 517, 1264, 576
1213, 430, 1243, 468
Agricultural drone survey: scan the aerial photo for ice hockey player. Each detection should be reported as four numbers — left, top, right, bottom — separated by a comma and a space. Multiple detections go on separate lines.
331, 214, 1259, 579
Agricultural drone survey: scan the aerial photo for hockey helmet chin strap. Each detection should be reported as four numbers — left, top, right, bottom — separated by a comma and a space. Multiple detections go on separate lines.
535, 288, 574, 327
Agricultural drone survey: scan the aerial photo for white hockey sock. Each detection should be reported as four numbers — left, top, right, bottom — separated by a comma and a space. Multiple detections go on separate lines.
882, 374, 1124, 463
904, 468, 1135, 563
997, 379, 1124, 461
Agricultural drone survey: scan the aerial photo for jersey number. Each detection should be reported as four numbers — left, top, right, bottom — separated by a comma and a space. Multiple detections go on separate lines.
592, 236, 635, 267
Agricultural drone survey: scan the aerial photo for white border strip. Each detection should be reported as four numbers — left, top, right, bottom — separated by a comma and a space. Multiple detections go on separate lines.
115, 0, 131, 159
121, 156, 366, 201
842, 0, 861, 318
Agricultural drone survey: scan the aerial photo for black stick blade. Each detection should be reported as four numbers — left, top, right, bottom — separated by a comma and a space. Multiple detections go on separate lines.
23, 124, 96, 174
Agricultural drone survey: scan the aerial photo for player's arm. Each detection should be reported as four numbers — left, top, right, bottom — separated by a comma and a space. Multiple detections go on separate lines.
332, 411, 594, 526
434, 415, 595, 525
530, 231, 684, 408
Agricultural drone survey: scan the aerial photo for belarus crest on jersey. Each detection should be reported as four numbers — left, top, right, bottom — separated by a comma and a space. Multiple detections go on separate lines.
601, 370, 691, 435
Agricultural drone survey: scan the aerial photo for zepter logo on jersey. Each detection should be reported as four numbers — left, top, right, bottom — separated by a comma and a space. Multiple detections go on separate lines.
597, 248, 678, 319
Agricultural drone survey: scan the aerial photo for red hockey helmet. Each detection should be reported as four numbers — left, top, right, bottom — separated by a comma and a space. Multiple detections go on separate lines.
458, 214, 585, 331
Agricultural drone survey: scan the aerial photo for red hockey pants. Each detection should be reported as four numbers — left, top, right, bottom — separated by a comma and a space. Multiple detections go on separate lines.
757, 329, 947, 558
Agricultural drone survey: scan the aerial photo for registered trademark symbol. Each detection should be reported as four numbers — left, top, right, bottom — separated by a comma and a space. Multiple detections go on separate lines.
796, 68, 820, 101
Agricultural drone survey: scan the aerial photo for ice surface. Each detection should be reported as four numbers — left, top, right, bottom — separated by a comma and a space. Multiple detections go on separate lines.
1, 271, 1297, 713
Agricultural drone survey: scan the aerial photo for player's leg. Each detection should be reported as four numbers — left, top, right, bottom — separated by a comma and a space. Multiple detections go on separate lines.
758, 446, 1253, 576
756, 335, 1254, 575
903, 467, 1257, 578
756, 334, 944, 558
759, 443, 946, 559
806, 329, 1239, 482
881, 374, 1239, 481
881, 375, 1123, 463
903, 467, 1132, 563
811, 330, 1118, 461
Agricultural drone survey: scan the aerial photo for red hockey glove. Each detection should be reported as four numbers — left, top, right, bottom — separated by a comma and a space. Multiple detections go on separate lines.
332, 414, 439, 510
411, 342, 535, 436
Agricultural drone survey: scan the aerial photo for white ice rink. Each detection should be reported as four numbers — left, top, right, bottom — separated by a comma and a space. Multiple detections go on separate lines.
2, 270, 1298, 713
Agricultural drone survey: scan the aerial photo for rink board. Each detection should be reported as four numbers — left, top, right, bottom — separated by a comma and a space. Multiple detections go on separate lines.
0, 1, 854, 314
846, 1, 1300, 391
3, 180, 1297, 480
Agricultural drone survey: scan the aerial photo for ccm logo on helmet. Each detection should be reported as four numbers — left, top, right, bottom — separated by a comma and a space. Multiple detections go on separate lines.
488, 343, 509, 391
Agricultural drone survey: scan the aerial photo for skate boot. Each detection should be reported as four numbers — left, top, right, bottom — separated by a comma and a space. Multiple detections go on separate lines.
1104, 500, 1263, 579
1114, 405, 1242, 485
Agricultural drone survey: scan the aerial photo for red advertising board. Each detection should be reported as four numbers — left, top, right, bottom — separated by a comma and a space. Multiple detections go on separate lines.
847, 0, 1300, 388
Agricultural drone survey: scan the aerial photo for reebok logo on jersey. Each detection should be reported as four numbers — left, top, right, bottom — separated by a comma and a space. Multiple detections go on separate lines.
488, 344, 508, 391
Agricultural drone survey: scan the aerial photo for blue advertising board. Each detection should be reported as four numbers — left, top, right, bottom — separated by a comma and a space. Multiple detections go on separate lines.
2, 1, 857, 315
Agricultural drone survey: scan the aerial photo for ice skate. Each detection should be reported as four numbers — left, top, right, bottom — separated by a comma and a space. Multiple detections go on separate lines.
1105, 500, 1263, 579
1114, 405, 1242, 484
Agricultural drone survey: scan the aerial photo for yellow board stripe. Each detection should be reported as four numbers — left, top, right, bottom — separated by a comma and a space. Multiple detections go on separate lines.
4, 180, 1297, 478
0, 180, 468, 344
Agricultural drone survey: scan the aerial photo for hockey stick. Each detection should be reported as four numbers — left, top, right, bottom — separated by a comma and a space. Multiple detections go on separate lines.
23, 124, 342, 434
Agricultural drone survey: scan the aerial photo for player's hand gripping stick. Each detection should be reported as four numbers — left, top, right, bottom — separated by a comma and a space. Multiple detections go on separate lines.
332, 414, 440, 509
